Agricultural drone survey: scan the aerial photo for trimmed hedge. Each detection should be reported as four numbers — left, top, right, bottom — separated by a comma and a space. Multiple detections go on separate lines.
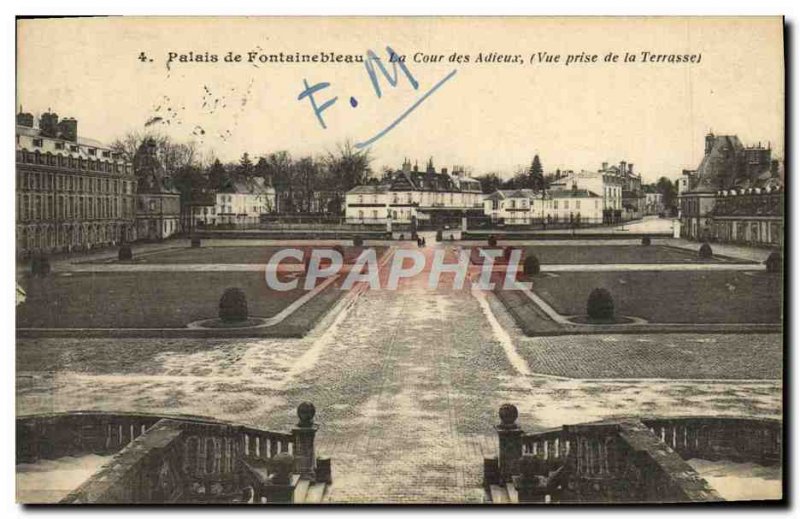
31, 255, 51, 277
523, 255, 540, 277
698, 242, 713, 259
765, 251, 782, 273
118, 244, 133, 261
586, 288, 614, 320
219, 287, 248, 322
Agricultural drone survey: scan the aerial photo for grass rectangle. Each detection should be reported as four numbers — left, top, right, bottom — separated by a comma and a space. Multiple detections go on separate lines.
532, 270, 782, 324
16, 271, 327, 329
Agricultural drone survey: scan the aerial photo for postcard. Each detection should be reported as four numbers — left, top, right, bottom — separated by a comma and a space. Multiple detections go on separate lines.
14, 16, 784, 504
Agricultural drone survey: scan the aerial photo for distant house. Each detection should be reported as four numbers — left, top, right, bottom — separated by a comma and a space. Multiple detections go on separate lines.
549, 163, 627, 223
345, 159, 484, 225
192, 177, 276, 227
483, 186, 602, 225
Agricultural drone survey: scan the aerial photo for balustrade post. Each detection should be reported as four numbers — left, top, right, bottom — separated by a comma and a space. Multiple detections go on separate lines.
292, 402, 318, 480
264, 452, 296, 503
496, 403, 524, 483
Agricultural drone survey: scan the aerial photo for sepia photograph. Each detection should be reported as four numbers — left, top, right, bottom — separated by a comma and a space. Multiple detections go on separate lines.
11, 13, 786, 506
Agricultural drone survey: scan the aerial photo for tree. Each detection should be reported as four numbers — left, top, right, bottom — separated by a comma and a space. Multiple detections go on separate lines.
324, 141, 373, 215
207, 159, 229, 191
528, 155, 544, 191
655, 176, 678, 211
237, 152, 254, 178
474, 172, 504, 194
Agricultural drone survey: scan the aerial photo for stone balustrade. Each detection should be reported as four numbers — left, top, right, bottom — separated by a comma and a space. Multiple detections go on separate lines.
484, 404, 781, 504
17, 403, 330, 504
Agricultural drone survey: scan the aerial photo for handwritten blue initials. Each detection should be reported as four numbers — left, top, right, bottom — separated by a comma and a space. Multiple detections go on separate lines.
297, 45, 457, 149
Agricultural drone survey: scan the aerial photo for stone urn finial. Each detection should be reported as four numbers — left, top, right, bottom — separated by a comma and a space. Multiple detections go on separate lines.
297, 402, 316, 427
498, 403, 519, 428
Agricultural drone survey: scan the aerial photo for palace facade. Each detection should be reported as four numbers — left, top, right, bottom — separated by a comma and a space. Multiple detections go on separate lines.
16, 111, 137, 256
679, 133, 783, 246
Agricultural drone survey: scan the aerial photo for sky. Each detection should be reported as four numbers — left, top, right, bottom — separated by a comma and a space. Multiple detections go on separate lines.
16, 17, 784, 183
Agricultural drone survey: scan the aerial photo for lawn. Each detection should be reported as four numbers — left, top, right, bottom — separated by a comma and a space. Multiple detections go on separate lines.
16, 270, 335, 329
532, 270, 782, 324
513, 245, 747, 264
101, 245, 385, 265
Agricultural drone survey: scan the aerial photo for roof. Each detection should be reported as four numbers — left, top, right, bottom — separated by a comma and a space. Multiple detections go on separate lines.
688, 135, 746, 194
220, 177, 275, 195
549, 188, 601, 198
348, 184, 389, 195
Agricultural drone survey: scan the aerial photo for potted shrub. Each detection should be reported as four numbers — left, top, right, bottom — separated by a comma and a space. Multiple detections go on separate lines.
118, 244, 133, 261
219, 287, 248, 322
765, 251, 782, 273
586, 288, 614, 321
698, 242, 713, 259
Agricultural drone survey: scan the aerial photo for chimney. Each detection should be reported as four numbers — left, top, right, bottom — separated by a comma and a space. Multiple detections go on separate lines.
705, 133, 715, 155
441, 167, 448, 175
628, 163, 634, 174
771, 159, 779, 178
601, 162, 608, 170
39, 112, 59, 138
16, 110, 34, 128
58, 117, 78, 142
620, 161, 627, 176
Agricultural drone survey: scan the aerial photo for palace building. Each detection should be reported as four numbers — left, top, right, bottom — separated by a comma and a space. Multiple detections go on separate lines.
133, 138, 182, 240
16, 110, 137, 257
679, 132, 783, 246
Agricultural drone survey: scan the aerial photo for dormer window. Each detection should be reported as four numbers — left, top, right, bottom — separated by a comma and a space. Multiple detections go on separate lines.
70, 145, 78, 152
87, 148, 96, 156
55, 142, 65, 150
102, 150, 110, 158
32, 138, 43, 148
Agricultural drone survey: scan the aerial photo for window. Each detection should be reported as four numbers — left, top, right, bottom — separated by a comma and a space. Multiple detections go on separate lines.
87, 148, 96, 156
55, 142, 65, 150
32, 138, 43, 148
576, 201, 581, 210
70, 145, 78, 152
101, 150, 110, 158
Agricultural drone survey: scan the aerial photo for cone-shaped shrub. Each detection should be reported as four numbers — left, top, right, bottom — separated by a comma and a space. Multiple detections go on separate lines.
219, 287, 248, 322
698, 242, 713, 259
587, 288, 614, 320
523, 255, 540, 277
118, 244, 133, 261
31, 255, 51, 277
765, 251, 782, 273
436, 230, 443, 242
